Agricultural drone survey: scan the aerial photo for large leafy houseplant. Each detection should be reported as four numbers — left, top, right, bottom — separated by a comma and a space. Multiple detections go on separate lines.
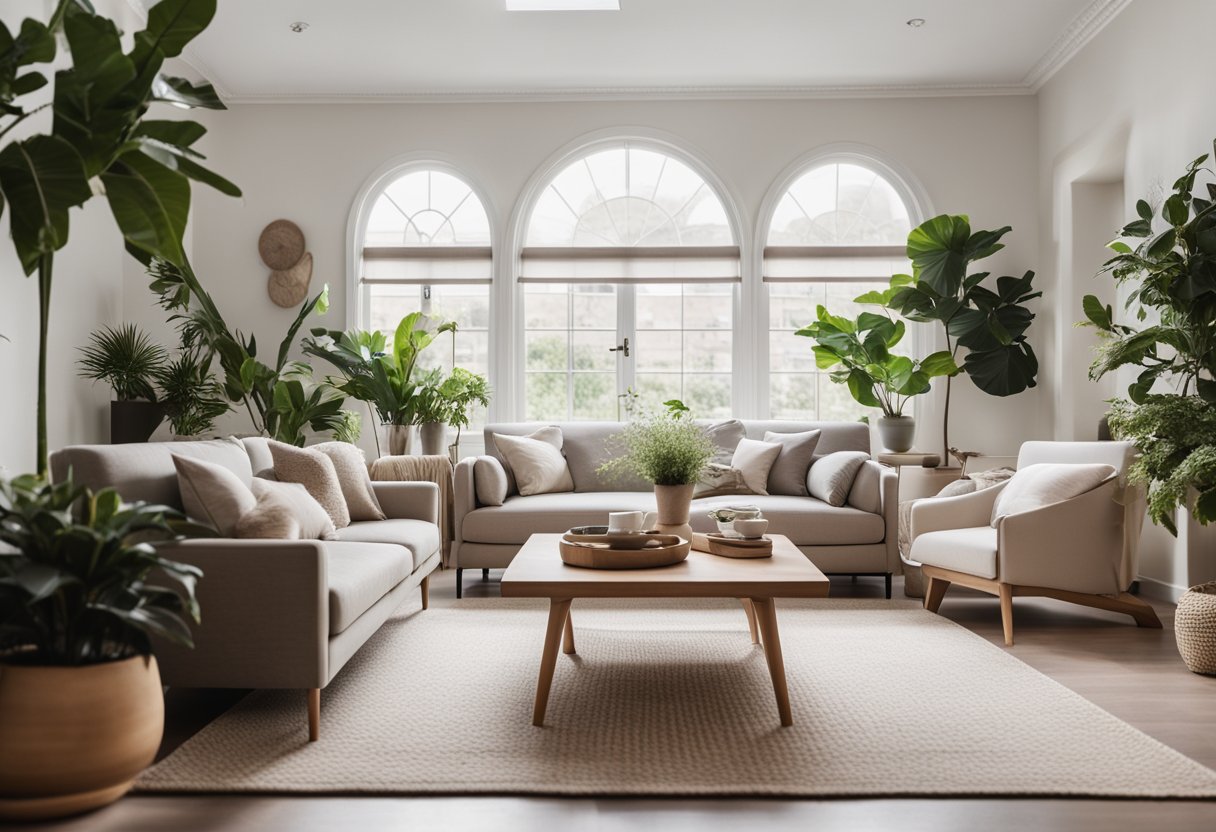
883, 215, 1041, 461
1081, 143, 1216, 532
0, 0, 238, 475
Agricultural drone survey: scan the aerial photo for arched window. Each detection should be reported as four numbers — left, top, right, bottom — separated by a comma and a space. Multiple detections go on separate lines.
764, 160, 915, 420
359, 167, 492, 378
520, 143, 739, 420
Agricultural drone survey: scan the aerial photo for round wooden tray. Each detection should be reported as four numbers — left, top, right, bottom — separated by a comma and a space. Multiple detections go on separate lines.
559, 534, 690, 570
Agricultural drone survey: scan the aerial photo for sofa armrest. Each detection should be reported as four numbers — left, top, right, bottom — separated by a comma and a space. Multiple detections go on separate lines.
152, 539, 328, 690
452, 458, 477, 565
909, 481, 1008, 542
879, 465, 900, 574
371, 481, 439, 524
998, 477, 1124, 593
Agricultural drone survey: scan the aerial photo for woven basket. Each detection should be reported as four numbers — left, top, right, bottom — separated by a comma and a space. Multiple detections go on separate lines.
1175, 581, 1216, 676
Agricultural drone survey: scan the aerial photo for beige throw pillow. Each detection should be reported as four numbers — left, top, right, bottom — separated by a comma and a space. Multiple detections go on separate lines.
172, 455, 256, 536
808, 451, 869, 507
730, 438, 783, 496
694, 463, 753, 498
268, 441, 351, 528
474, 456, 510, 506
705, 419, 746, 464
236, 478, 335, 540
310, 441, 385, 522
763, 429, 822, 497
492, 428, 574, 497
991, 463, 1115, 527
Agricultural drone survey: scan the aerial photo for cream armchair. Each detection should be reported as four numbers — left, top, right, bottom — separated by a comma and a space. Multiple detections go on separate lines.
909, 441, 1161, 645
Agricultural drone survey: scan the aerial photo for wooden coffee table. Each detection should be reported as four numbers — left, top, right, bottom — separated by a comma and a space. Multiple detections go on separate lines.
500, 533, 829, 728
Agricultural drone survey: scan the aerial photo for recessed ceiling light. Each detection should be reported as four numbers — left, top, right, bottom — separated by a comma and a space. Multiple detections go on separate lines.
906, 18, 926, 28
289, 21, 310, 33
506, 1, 620, 10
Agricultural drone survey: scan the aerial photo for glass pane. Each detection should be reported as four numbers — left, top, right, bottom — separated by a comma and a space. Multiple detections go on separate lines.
525, 332, 567, 372
430, 284, 490, 329
572, 374, 617, 420
770, 330, 816, 373
684, 331, 731, 372
683, 285, 732, 329
573, 330, 617, 372
634, 372, 682, 406
571, 286, 617, 329
367, 169, 490, 247
767, 162, 911, 246
819, 374, 870, 423
684, 374, 732, 418
635, 284, 682, 330
635, 331, 682, 371
768, 283, 823, 330
770, 373, 817, 420
525, 373, 569, 421
367, 285, 422, 335
523, 285, 569, 330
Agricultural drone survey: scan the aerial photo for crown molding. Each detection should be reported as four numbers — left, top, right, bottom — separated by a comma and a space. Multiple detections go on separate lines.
217, 82, 1032, 106
1023, 0, 1133, 90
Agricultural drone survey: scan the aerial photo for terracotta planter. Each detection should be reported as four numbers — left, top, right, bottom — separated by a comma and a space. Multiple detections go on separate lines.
384, 424, 415, 456
654, 483, 695, 541
109, 400, 164, 444
0, 656, 164, 821
1176, 581, 1216, 676
419, 421, 447, 456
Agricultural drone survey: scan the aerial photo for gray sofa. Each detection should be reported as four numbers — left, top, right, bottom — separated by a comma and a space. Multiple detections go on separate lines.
452, 420, 898, 597
49, 437, 441, 741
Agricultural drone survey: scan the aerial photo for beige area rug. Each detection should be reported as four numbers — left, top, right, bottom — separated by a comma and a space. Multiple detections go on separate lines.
138, 599, 1216, 799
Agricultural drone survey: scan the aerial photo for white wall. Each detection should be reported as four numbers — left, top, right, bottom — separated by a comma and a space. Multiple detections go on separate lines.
155, 94, 1044, 457
1038, 0, 1216, 599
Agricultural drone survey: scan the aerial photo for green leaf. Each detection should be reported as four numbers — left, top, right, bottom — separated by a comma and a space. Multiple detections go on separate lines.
963, 342, 1039, 397
134, 120, 208, 148
1146, 228, 1177, 257
0, 135, 91, 273
906, 214, 971, 297
1128, 369, 1159, 404
132, 0, 218, 66
1197, 378, 1216, 405
152, 74, 225, 109
1136, 199, 1153, 221
101, 150, 190, 266
845, 369, 882, 409
1081, 295, 1113, 330
1107, 240, 1133, 254
812, 345, 841, 369
1163, 193, 1189, 226
919, 350, 959, 377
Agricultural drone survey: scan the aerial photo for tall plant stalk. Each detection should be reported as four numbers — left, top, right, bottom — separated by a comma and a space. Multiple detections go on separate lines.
36, 254, 53, 474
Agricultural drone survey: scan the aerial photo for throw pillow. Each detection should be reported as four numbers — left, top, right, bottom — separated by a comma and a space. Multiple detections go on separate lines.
310, 441, 386, 522
694, 463, 753, 498
268, 441, 351, 528
705, 419, 746, 464
762, 429, 822, 497
474, 456, 510, 506
172, 455, 257, 536
730, 438, 783, 496
492, 428, 574, 496
237, 478, 335, 540
807, 451, 869, 507
991, 463, 1115, 527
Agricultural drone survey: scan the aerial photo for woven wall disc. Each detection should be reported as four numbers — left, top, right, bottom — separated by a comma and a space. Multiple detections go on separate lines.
267, 251, 312, 308
258, 219, 306, 270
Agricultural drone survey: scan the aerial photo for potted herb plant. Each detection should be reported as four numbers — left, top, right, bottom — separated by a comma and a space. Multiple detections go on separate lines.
77, 324, 168, 444
1080, 142, 1216, 674
0, 474, 204, 820
599, 399, 717, 540
796, 304, 957, 452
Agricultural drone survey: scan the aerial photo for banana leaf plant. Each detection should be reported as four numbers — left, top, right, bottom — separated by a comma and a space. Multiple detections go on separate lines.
882, 215, 1041, 461
0, 0, 238, 476
796, 304, 957, 417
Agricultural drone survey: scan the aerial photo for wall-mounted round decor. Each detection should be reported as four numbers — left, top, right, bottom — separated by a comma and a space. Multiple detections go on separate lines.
267, 251, 313, 308
258, 219, 307, 271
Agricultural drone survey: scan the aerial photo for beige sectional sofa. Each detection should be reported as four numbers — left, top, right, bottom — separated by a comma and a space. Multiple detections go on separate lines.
50, 437, 441, 741
452, 420, 898, 598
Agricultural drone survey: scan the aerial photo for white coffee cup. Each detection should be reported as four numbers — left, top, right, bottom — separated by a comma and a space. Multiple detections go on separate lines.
607, 510, 658, 533
734, 518, 769, 538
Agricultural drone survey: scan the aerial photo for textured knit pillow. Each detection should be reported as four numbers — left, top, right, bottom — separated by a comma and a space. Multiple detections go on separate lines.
267, 441, 351, 528
492, 428, 574, 496
807, 451, 869, 507
474, 456, 510, 506
310, 441, 385, 522
172, 455, 256, 536
991, 463, 1115, 527
694, 463, 753, 498
236, 478, 335, 540
762, 429, 822, 496
730, 438, 783, 496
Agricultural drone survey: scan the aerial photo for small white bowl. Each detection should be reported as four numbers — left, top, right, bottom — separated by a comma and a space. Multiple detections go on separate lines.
733, 518, 769, 539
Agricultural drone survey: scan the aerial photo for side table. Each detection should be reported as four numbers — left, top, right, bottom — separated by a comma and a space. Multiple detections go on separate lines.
370, 454, 455, 567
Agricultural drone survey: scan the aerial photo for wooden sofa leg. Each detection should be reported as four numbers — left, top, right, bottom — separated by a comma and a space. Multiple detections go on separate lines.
308, 688, 320, 742
998, 583, 1014, 646
924, 575, 950, 613
456, 568, 463, 599
421, 575, 430, 610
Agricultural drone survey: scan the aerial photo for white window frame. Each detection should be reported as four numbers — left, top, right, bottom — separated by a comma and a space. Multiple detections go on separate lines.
507, 130, 750, 422
754, 144, 933, 421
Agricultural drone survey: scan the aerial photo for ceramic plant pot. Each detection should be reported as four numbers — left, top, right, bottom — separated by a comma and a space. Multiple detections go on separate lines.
419, 421, 447, 456
877, 415, 916, 453
109, 400, 164, 444
654, 483, 696, 541
384, 424, 415, 456
0, 655, 164, 821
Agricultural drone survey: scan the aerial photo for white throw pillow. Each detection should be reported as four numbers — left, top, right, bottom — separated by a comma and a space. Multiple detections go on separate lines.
492, 428, 574, 497
172, 455, 256, 537
730, 438, 783, 496
474, 456, 510, 506
807, 451, 869, 507
991, 463, 1115, 527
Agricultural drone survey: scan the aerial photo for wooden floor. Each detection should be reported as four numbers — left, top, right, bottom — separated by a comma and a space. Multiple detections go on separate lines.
17, 569, 1216, 832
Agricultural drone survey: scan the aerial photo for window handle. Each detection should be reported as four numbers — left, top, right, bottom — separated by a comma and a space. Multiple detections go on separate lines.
608, 337, 630, 357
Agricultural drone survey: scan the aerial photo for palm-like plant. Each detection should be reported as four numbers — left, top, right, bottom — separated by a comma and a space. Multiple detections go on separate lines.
77, 324, 167, 402
154, 347, 230, 437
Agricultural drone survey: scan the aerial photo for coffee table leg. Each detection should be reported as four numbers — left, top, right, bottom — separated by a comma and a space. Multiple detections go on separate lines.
562, 605, 576, 655
750, 597, 793, 727
739, 598, 760, 644
532, 598, 572, 727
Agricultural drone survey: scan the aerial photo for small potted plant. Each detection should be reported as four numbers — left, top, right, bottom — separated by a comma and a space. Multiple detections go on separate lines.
437, 367, 491, 461
797, 305, 956, 452
0, 474, 204, 820
154, 347, 231, 440
600, 399, 717, 540
77, 324, 168, 444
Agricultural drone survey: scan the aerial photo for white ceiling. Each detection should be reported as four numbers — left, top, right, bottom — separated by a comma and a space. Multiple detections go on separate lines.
164, 0, 1130, 102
